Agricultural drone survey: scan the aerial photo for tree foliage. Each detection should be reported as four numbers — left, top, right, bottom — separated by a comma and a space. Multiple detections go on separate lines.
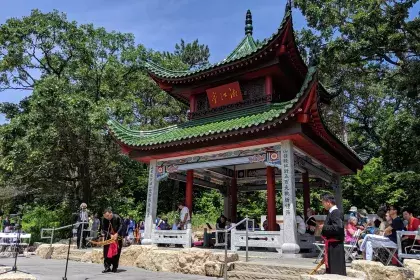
294, 0, 420, 213
0, 10, 188, 216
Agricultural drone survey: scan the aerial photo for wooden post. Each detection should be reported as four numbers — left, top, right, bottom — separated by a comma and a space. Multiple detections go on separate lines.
186, 170, 194, 216
265, 75, 273, 99
302, 171, 310, 220
266, 166, 276, 231
189, 95, 196, 113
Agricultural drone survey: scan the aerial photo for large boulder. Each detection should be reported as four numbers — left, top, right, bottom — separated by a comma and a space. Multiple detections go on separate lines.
204, 261, 234, 277
89, 249, 103, 264
178, 248, 213, 275
133, 246, 239, 276
35, 244, 53, 259
81, 251, 93, 263
300, 275, 363, 280
119, 245, 144, 266
352, 260, 414, 280
134, 245, 160, 270
405, 259, 420, 280
208, 251, 239, 263
50, 244, 76, 259
0, 272, 36, 280
346, 268, 367, 279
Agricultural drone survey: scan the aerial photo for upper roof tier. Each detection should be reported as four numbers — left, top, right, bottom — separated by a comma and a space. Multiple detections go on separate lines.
144, 4, 307, 85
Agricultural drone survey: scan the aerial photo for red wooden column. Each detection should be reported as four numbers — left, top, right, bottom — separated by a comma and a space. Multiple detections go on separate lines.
189, 95, 196, 113
265, 75, 273, 98
266, 166, 277, 231
230, 177, 238, 222
186, 170, 194, 216
302, 171, 310, 220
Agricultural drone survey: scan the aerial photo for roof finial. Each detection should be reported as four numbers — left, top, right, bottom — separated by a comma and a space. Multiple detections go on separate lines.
286, 0, 292, 12
245, 10, 253, 36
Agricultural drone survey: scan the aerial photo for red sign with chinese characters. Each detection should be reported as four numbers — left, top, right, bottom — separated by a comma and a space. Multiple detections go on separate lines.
206, 82, 243, 108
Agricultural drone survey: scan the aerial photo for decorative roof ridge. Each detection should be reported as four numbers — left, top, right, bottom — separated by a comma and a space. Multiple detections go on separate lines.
107, 119, 178, 137
225, 34, 257, 61
144, 7, 292, 79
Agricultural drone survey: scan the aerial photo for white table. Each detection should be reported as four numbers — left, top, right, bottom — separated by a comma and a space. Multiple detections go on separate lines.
360, 234, 400, 265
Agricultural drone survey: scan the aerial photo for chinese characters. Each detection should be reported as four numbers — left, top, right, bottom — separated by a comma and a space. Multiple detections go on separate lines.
206, 81, 243, 108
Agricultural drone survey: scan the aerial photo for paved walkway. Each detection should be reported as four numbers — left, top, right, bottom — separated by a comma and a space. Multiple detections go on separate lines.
0, 256, 215, 280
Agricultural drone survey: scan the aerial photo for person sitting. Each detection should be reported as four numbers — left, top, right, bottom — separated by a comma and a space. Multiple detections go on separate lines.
345, 216, 359, 244
357, 209, 368, 231
216, 215, 227, 244
296, 211, 306, 235
402, 207, 420, 253
306, 208, 317, 235
172, 218, 180, 230
361, 206, 405, 261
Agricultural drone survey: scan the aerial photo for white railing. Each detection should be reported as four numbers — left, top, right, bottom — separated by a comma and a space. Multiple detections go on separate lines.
231, 227, 284, 253
151, 223, 192, 248
215, 216, 254, 280
41, 222, 89, 248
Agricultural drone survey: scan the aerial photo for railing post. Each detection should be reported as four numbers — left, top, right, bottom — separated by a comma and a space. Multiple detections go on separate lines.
230, 223, 237, 252
246, 216, 249, 262
50, 227, 54, 247
79, 222, 83, 249
186, 223, 192, 248
203, 228, 208, 248
224, 229, 228, 280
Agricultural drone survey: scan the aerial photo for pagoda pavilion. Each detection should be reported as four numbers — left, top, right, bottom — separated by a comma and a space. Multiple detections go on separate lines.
108, 4, 364, 254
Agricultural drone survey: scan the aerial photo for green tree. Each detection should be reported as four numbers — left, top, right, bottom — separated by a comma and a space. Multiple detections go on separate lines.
0, 10, 187, 214
166, 39, 210, 70
294, 0, 420, 213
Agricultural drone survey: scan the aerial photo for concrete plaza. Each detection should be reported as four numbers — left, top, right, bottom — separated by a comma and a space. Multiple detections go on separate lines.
0, 256, 215, 280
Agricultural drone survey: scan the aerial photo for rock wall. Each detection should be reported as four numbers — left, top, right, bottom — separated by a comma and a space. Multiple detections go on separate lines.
351, 260, 415, 280
37, 244, 239, 277
405, 259, 420, 280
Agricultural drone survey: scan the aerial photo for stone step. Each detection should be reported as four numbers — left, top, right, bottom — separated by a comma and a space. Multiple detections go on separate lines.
232, 261, 323, 276
227, 271, 300, 280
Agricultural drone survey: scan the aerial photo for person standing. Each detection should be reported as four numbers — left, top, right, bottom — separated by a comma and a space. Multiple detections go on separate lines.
321, 194, 346, 276
178, 201, 190, 229
91, 214, 100, 239
77, 203, 89, 249
100, 208, 124, 273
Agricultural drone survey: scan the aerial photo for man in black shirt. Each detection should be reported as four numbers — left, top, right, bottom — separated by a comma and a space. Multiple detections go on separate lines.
385, 205, 405, 243
100, 208, 124, 273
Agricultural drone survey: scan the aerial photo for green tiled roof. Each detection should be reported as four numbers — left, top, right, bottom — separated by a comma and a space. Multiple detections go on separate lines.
144, 8, 291, 79
108, 67, 317, 148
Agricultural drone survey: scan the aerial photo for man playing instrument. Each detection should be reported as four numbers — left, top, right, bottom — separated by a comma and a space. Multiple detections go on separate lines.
321, 194, 346, 276
100, 208, 124, 273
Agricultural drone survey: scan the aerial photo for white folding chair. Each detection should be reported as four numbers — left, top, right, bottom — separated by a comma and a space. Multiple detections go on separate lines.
345, 229, 362, 261
313, 242, 325, 263
405, 232, 420, 254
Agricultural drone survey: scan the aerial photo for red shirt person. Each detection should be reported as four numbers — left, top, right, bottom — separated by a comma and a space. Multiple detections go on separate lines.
402, 208, 420, 252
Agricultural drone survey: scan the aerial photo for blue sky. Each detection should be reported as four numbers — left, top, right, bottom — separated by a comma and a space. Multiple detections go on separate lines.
0, 0, 307, 123
0, 0, 419, 123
